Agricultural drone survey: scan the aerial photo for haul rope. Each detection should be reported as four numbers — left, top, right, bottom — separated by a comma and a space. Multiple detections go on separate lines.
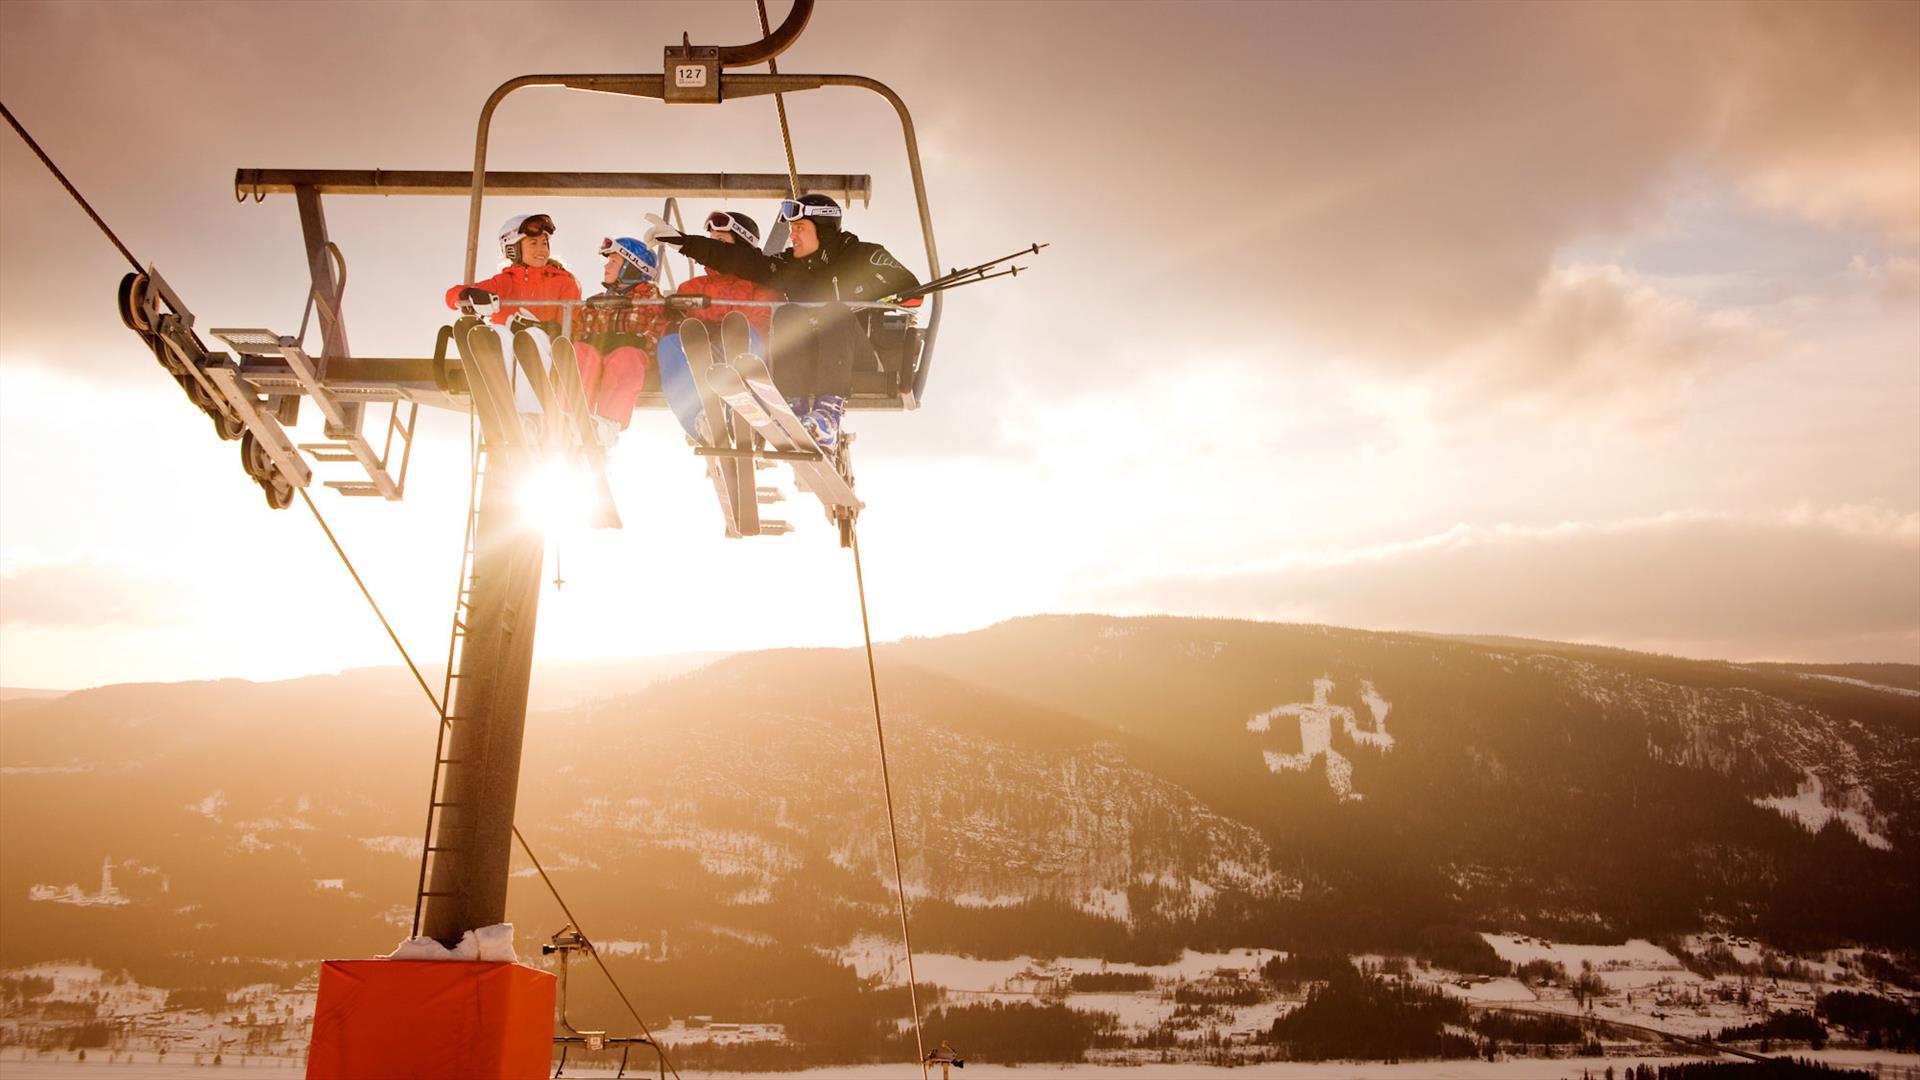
720, 13, 927, 1068
304, 483, 682, 1080
1, 100, 143, 274
755, 0, 802, 199
851, 526, 929, 1078
296, 487, 443, 711
1, 99, 678, 1080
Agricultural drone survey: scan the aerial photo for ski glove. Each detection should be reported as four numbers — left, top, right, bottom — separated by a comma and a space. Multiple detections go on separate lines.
457, 287, 496, 314
643, 212, 682, 246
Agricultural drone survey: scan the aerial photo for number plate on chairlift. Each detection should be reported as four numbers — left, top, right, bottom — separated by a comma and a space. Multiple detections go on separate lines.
663, 45, 722, 103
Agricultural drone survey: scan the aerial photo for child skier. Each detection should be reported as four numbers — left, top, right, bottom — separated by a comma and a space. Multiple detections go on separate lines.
572, 236, 670, 432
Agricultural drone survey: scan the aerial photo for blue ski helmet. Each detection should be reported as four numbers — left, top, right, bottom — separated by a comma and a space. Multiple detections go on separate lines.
598, 236, 657, 287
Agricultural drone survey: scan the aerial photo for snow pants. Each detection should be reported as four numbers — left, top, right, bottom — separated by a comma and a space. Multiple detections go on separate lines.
769, 303, 876, 402
572, 333, 652, 428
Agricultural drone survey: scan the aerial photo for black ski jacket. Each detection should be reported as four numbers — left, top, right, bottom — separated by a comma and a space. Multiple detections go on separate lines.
668, 230, 920, 304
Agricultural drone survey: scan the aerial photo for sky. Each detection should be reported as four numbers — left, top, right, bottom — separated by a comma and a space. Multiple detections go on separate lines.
0, 0, 1916, 690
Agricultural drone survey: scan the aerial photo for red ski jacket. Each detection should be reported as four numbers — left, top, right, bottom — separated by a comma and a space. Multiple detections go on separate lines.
673, 271, 783, 333
445, 262, 581, 325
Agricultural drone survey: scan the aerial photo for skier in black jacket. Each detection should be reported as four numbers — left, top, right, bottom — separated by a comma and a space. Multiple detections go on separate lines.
658, 193, 919, 449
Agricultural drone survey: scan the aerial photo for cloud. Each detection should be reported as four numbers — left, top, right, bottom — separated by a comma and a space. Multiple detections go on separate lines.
0, 557, 196, 628
1849, 254, 1920, 304
1450, 263, 1768, 415
1084, 506, 1920, 663
1008, 2, 1918, 394
1708, 1, 1920, 242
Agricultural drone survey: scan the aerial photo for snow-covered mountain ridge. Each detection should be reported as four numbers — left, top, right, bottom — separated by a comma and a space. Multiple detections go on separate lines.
2, 615, 1914, 987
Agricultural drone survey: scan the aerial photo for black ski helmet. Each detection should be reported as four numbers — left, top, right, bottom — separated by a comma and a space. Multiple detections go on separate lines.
784, 193, 843, 239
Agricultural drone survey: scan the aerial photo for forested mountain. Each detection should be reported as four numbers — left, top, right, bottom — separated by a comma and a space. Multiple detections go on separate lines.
2, 616, 1914, 1020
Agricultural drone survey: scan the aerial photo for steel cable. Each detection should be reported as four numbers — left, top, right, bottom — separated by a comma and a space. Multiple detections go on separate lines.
1, 101, 673, 1076
0, 100, 144, 273
300, 483, 681, 1079
850, 525, 930, 1078
755, 0, 802, 199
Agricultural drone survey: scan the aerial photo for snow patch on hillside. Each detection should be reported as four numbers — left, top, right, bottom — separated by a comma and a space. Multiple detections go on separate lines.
1078, 887, 1131, 923
1754, 770, 1893, 850
1481, 932, 1682, 970
950, 891, 1026, 908
1535, 655, 1902, 855
359, 835, 424, 857
1355, 680, 1396, 749
837, 936, 1282, 990
1801, 673, 1920, 697
1248, 676, 1395, 800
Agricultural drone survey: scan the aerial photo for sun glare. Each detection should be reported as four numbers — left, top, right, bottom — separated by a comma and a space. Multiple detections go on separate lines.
518, 457, 596, 536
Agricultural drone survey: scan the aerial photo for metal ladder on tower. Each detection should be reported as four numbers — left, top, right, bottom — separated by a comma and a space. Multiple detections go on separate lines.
409, 424, 489, 937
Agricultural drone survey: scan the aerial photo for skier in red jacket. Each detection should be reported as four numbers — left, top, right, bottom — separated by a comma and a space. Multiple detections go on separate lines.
671, 211, 783, 333
447, 213, 581, 329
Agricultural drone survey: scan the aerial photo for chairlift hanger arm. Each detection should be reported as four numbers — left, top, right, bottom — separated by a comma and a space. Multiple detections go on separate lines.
715, 0, 812, 67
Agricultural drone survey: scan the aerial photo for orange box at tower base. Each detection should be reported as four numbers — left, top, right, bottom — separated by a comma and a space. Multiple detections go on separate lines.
307, 959, 555, 1079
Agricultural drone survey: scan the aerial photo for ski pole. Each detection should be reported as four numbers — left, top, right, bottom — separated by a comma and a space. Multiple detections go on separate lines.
916, 242, 1045, 292
894, 242, 1048, 303
895, 264, 1028, 302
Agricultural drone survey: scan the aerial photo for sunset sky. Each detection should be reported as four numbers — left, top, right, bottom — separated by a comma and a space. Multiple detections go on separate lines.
1, 0, 1916, 690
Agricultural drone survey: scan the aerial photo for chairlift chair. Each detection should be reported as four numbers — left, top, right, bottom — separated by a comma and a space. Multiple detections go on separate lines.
116, 0, 940, 539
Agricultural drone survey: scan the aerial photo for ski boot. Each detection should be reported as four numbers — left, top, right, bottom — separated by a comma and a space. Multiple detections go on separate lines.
788, 397, 817, 443
803, 395, 845, 452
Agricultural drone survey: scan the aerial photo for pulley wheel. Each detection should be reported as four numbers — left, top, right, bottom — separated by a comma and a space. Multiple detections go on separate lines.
240, 431, 294, 510
117, 272, 152, 333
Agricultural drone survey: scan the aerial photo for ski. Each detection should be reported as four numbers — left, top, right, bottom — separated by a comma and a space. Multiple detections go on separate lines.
708, 364, 861, 513
459, 322, 524, 448
509, 325, 566, 448
716, 314, 766, 527
655, 330, 706, 441
720, 311, 754, 392
549, 336, 622, 530
677, 319, 755, 537
710, 313, 861, 512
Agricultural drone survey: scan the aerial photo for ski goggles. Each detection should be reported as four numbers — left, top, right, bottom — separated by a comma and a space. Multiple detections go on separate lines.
777, 198, 842, 223
704, 211, 761, 245
517, 214, 556, 237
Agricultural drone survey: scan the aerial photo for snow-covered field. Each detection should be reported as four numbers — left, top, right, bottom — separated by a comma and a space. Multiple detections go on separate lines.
6, 932, 1915, 1077
1480, 934, 1680, 970
838, 936, 1282, 990
3, 1049, 1917, 1079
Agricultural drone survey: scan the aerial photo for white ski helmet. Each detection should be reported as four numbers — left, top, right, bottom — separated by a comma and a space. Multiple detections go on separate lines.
498, 213, 555, 263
